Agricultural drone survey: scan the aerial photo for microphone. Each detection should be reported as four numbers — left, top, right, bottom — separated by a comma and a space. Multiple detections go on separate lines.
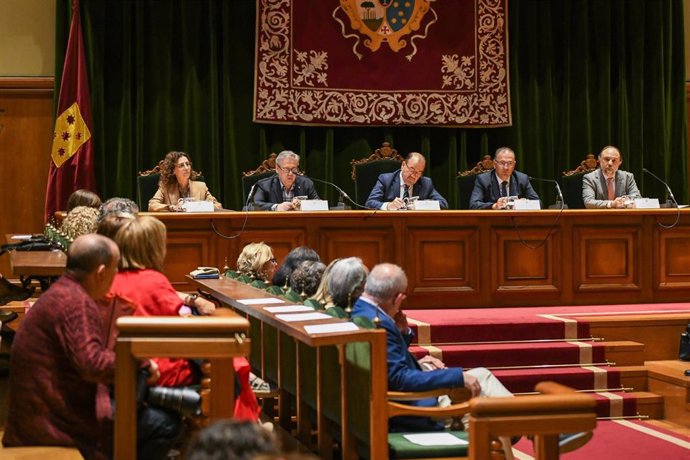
309, 177, 361, 210
643, 168, 677, 208
528, 176, 565, 209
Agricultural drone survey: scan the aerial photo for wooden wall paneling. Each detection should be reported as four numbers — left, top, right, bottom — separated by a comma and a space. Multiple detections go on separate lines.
489, 225, 561, 303
404, 226, 480, 308
165, 232, 213, 291
654, 224, 690, 294
572, 224, 642, 299
0, 78, 54, 278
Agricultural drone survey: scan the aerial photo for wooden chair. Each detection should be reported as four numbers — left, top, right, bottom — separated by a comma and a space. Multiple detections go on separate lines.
114, 315, 250, 459
561, 154, 598, 209
137, 161, 204, 211
242, 153, 278, 205
456, 155, 495, 209
350, 142, 404, 206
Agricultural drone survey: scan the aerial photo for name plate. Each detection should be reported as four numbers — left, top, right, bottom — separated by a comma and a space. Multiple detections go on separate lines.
183, 200, 215, 212
512, 199, 541, 210
413, 200, 441, 211
634, 198, 660, 209
299, 200, 329, 211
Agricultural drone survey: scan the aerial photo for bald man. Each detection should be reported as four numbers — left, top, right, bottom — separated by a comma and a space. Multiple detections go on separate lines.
365, 152, 448, 210
582, 146, 640, 208
3, 234, 179, 460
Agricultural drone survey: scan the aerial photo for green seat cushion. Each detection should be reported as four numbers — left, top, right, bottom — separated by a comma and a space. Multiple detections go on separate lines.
251, 279, 268, 289
303, 298, 322, 310
265, 285, 284, 296
225, 270, 239, 279
325, 306, 348, 319
237, 274, 252, 284
388, 431, 469, 459
282, 288, 302, 303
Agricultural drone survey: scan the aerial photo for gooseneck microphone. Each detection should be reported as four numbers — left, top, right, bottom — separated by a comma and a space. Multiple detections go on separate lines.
643, 168, 677, 208
528, 176, 565, 209
309, 177, 368, 210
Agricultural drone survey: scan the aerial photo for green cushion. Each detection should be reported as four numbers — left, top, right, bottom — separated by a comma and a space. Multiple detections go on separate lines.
251, 279, 268, 289
303, 298, 322, 310
325, 306, 348, 319
352, 315, 376, 329
265, 285, 284, 296
388, 431, 469, 459
282, 288, 302, 303
224, 270, 239, 279
237, 274, 252, 284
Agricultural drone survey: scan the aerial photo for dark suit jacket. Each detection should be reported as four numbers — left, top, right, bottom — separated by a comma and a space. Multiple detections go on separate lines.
469, 171, 540, 209
351, 297, 462, 430
365, 171, 448, 209
251, 175, 319, 211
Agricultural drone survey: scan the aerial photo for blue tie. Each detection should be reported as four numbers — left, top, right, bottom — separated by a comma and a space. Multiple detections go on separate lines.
501, 181, 508, 197
403, 186, 410, 200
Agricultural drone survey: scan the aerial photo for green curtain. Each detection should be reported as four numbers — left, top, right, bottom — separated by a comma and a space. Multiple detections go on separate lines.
55, 0, 687, 209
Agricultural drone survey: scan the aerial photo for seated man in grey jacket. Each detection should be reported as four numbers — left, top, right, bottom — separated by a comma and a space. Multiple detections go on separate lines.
582, 146, 640, 209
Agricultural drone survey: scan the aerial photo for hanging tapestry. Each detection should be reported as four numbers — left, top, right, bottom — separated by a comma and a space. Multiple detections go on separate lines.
254, 0, 510, 127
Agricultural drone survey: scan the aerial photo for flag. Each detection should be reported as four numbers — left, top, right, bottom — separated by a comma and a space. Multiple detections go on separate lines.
45, 0, 96, 222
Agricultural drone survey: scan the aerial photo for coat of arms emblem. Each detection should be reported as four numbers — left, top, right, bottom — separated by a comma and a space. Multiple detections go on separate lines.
335, 0, 436, 60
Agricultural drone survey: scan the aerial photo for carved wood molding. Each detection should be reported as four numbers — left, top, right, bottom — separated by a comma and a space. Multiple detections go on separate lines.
0, 77, 54, 93
458, 155, 495, 177
243, 153, 278, 177
350, 142, 403, 181
563, 153, 598, 176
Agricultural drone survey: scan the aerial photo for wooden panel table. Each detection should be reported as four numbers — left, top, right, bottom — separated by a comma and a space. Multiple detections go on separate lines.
4, 234, 66, 290
154, 208, 690, 308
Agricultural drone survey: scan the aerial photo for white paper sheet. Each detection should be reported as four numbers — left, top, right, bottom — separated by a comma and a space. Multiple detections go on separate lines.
11, 234, 32, 240
402, 432, 468, 446
304, 322, 360, 334
275, 312, 331, 322
264, 305, 314, 313
238, 297, 285, 305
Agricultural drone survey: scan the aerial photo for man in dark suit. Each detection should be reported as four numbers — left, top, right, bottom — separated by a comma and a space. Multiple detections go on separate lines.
351, 263, 511, 431
582, 146, 640, 209
251, 150, 320, 211
365, 152, 448, 210
469, 147, 540, 209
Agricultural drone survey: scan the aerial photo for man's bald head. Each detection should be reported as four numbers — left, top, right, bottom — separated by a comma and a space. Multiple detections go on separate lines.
66, 234, 118, 280
364, 263, 408, 303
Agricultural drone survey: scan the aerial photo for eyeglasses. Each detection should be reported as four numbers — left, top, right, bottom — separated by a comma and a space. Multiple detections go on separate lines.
176, 161, 191, 169
277, 164, 301, 175
495, 160, 515, 167
404, 161, 423, 177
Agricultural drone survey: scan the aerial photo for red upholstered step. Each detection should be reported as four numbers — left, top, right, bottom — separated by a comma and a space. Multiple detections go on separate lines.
590, 391, 641, 418
491, 366, 621, 393
409, 341, 607, 368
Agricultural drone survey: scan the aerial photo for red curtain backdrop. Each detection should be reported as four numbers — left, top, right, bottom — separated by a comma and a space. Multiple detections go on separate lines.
254, 0, 510, 127
45, 0, 96, 222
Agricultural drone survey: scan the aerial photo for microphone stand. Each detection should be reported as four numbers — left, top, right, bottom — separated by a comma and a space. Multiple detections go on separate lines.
642, 168, 680, 229
527, 176, 566, 210
309, 177, 369, 210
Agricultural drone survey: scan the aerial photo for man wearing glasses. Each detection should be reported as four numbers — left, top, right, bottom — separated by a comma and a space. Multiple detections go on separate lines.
469, 147, 540, 209
365, 152, 448, 210
252, 150, 320, 211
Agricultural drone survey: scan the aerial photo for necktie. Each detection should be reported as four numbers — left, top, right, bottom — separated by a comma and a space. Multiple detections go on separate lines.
403, 186, 410, 200
607, 177, 615, 201
500, 181, 508, 198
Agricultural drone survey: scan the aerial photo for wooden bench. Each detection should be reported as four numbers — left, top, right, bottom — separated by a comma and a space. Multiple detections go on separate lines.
114, 314, 250, 460
191, 277, 598, 459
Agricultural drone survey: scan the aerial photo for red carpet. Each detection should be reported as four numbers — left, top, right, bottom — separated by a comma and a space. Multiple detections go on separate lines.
512, 420, 690, 459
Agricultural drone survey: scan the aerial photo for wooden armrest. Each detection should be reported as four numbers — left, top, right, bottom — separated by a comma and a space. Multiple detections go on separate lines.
388, 387, 471, 402
388, 400, 471, 420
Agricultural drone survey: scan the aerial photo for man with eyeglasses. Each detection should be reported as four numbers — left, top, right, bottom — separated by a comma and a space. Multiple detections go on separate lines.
469, 147, 539, 209
365, 152, 448, 210
252, 150, 319, 211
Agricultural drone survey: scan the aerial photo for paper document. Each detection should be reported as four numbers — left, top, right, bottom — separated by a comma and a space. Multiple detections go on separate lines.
238, 298, 285, 305
11, 235, 32, 240
304, 322, 360, 334
275, 312, 331, 322
402, 432, 468, 446
264, 305, 314, 313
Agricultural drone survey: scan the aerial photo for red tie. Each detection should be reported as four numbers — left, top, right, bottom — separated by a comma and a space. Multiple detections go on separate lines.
607, 177, 615, 201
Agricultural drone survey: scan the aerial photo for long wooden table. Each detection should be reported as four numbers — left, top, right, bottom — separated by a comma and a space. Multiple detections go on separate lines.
157, 208, 690, 308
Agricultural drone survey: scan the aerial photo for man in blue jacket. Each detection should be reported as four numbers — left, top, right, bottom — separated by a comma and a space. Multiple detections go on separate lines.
365, 152, 448, 210
470, 147, 540, 209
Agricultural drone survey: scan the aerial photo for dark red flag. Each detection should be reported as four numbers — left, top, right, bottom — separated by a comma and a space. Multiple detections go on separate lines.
45, 0, 96, 222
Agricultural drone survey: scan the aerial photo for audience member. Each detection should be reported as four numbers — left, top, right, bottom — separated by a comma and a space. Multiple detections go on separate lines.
582, 145, 641, 208
351, 263, 512, 431
365, 152, 448, 210
66, 189, 101, 213
61, 205, 100, 239
2, 234, 179, 460
251, 150, 319, 211
236, 242, 278, 284
96, 211, 136, 240
470, 147, 540, 209
149, 151, 222, 212
272, 246, 320, 287
289, 260, 326, 298
98, 197, 139, 221
309, 258, 341, 308
327, 257, 367, 309
185, 419, 279, 460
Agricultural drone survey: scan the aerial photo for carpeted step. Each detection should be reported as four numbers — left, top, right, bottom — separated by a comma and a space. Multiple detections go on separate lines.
491, 366, 623, 393
410, 340, 644, 368
590, 391, 662, 418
